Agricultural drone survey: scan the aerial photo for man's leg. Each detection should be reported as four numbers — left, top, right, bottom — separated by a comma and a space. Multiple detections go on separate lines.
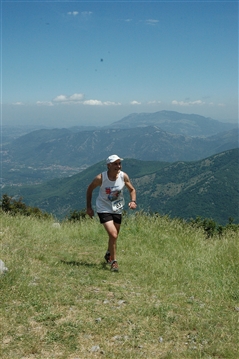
103, 220, 121, 261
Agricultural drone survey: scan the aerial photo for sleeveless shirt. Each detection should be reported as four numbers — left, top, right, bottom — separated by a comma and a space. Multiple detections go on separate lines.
96, 171, 125, 213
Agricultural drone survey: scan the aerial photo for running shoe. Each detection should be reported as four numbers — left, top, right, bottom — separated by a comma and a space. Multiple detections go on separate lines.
111, 260, 119, 272
104, 251, 111, 264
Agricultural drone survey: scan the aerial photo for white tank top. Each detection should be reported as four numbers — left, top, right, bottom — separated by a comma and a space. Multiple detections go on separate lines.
96, 171, 125, 213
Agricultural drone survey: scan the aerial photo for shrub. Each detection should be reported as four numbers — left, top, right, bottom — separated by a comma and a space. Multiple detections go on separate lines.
66, 209, 87, 222
190, 215, 239, 237
0, 194, 51, 219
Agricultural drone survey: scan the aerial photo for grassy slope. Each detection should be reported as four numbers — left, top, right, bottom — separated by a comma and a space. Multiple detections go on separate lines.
1, 212, 238, 359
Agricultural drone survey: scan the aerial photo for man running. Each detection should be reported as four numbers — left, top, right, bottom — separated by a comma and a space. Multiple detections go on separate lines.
86, 155, 137, 271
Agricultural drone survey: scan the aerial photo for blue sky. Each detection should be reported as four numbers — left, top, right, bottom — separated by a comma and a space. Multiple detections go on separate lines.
1, 0, 238, 127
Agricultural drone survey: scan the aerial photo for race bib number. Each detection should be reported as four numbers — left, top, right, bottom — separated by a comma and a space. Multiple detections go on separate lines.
111, 197, 125, 212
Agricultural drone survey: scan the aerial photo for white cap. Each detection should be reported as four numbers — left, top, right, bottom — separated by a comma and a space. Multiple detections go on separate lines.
106, 154, 123, 164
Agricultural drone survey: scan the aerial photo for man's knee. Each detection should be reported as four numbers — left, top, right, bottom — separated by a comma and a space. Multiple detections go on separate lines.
111, 231, 118, 241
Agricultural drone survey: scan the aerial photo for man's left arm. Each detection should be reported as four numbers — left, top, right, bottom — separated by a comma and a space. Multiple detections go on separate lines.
124, 173, 137, 210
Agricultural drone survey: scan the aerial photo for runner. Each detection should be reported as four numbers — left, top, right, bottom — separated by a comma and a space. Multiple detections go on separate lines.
86, 155, 137, 271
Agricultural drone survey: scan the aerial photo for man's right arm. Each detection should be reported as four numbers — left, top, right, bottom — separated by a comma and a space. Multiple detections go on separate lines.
86, 174, 102, 218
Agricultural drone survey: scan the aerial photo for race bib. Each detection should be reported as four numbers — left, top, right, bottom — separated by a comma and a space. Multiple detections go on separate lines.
111, 197, 125, 212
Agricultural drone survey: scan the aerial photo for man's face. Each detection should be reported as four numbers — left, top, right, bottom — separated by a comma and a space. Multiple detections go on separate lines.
109, 160, 122, 172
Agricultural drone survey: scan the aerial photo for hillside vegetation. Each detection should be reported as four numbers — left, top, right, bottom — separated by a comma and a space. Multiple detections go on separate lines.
3, 148, 239, 225
1, 211, 238, 359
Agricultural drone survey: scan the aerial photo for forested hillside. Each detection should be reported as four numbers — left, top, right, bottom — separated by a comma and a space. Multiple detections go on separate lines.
3, 148, 238, 225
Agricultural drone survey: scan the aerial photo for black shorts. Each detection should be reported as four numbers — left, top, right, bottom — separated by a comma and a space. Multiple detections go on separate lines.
97, 213, 122, 224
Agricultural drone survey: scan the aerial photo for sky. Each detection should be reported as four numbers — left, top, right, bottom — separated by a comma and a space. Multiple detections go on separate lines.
1, 0, 238, 128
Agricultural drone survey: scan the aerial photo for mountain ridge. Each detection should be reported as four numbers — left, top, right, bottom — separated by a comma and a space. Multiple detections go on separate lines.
105, 110, 237, 136
1, 110, 238, 186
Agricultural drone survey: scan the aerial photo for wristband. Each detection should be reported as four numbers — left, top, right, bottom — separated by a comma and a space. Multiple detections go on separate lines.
131, 200, 137, 204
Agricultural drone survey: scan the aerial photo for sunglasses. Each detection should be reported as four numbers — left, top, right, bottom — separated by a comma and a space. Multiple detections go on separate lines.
113, 162, 122, 165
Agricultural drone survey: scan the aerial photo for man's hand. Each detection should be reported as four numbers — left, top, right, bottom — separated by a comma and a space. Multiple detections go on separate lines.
86, 207, 94, 218
128, 201, 137, 210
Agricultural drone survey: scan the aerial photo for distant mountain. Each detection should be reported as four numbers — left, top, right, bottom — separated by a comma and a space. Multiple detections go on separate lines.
1, 110, 238, 186
68, 125, 101, 132
3, 148, 239, 225
106, 110, 236, 136
1, 125, 101, 145
1, 125, 51, 145
2, 125, 238, 186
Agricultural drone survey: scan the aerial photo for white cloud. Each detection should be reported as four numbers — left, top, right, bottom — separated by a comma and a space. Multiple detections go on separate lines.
67, 11, 79, 16
103, 101, 121, 106
36, 101, 53, 106
192, 100, 204, 105
53, 93, 84, 104
145, 19, 159, 25
130, 100, 141, 105
68, 93, 84, 101
34, 94, 121, 107
83, 100, 120, 106
53, 95, 68, 102
12, 102, 24, 106
83, 100, 103, 106
147, 100, 161, 105
172, 100, 204, 106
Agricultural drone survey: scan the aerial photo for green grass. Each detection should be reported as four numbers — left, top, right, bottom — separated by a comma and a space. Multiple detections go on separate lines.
0, 212, 238, 358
